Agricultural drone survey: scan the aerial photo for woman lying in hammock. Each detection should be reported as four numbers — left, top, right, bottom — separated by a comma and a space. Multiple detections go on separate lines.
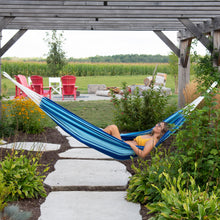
104, 122, 168, 159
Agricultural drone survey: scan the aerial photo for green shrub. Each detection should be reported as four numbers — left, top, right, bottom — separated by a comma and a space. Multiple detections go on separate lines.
0, 120, 15, 138
111, 83, 177, 131
0, 173, 10, 211
173, 93, 220, 190
193, 53, 220, 89
126, 150, 179, 204
146, 169, 220, 220
0, 150, 49, 201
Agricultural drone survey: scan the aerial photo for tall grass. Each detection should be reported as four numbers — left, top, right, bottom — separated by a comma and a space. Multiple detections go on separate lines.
2, 61, 169, 77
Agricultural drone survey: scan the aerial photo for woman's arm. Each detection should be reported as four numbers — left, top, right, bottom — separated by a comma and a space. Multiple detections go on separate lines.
125, 139, 155, 159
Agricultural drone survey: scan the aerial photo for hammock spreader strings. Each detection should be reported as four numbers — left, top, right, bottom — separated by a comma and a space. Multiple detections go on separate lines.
3, 71, 135, 159
3, 72, 42, 106
2, 71, 218, 160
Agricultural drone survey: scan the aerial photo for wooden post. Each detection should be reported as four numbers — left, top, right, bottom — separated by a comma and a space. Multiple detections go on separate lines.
178, 39, 191, 108
212, 30, 220, 71
0, 30, 2, 120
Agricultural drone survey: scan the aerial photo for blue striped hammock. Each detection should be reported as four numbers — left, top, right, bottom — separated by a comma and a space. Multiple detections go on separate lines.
3, 72, 217, 160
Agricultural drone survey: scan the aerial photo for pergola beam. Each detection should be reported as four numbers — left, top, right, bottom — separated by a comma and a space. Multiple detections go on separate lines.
0, 16, 14, 29
0, 29, 27, 57
179, 18, 211, 50
154, 30, 180, 57
1, 1, 219, 32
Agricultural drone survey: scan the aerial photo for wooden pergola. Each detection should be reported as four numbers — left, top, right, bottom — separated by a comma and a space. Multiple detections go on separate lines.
1, 0, 220, 108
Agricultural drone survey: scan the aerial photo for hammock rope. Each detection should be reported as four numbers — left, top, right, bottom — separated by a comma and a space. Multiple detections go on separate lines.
3, 72, 42, 106
3, 71, 218, 160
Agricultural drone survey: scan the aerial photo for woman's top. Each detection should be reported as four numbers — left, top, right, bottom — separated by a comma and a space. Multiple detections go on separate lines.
134, 136, 152, 146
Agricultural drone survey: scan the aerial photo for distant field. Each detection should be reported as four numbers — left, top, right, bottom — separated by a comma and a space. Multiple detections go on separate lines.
1, 61, 170, 77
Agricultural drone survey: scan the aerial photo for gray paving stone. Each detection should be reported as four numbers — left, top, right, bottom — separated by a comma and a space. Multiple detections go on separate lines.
39, 191, 141, 220
56, 126, 70, 136
44, 160, 131, 190
59, 148, 113, 160
66, 136, 88, 148
0, 142, 61, 151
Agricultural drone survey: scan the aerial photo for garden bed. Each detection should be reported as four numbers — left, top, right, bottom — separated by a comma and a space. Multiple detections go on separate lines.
1, 127, 174, 219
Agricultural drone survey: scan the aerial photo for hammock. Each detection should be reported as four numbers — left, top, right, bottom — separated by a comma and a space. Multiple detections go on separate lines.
3, 72, 218, 160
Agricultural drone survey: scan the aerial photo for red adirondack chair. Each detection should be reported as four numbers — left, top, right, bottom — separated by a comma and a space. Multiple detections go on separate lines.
61, 75, 78, 100
30, 75, 52, 99
14, 75, 32, 98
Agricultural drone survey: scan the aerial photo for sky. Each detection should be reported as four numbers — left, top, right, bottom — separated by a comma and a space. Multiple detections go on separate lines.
1, 30, 207, 59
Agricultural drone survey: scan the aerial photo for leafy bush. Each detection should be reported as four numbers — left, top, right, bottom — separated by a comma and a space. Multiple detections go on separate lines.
0, 173, 10, 211
126, 150, 179, 204
0, 150, 49, 201
193, 53, 220, 88
0, 121, 15, 138
146, 169, 220, 220
126, 87, 219, 208
2, 98, 46, 134
173, 93, 220, 190
111, 83, 177, 131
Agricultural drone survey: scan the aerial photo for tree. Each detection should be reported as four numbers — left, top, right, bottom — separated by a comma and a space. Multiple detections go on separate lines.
168, 52, 178, 94
44, 30, 67, 76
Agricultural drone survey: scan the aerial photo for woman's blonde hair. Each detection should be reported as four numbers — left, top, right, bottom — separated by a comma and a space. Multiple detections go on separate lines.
160, 122, 169, 138
151, 122, 169, 139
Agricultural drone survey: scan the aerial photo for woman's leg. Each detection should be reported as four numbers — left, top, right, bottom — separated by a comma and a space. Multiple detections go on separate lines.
103, 125, 122, 140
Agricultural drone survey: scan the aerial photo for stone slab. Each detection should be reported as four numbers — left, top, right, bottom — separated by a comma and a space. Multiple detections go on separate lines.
88, 84, 106, 94
0, 142, 61, 152
66, 136, 88, 148
96, 90, 110, 97
39, 191, 141, 220
59, 148, 113, 160
56, 126, 70, 136
44, 160, 131, 190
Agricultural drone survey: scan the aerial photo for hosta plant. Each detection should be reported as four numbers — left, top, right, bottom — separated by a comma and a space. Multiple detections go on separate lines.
0, 149, 49, 201
146, 169, 220, 220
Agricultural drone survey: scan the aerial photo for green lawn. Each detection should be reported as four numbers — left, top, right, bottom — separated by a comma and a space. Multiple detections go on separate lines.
1, 74, 178, 129
2, 74, 177, 96
42, 96, 178, 129
54, 100, 115, 129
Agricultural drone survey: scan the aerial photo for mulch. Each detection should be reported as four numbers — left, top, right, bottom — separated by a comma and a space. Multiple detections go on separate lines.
1, 127, 174, 219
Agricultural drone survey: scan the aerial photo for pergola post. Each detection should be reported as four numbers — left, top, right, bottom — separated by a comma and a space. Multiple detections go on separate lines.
212, 30, 220, 70
178, 38, 191, 108
0, 30, 2, 119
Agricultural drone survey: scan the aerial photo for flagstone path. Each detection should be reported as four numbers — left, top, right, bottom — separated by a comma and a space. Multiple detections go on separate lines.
38, 127, 141, 220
